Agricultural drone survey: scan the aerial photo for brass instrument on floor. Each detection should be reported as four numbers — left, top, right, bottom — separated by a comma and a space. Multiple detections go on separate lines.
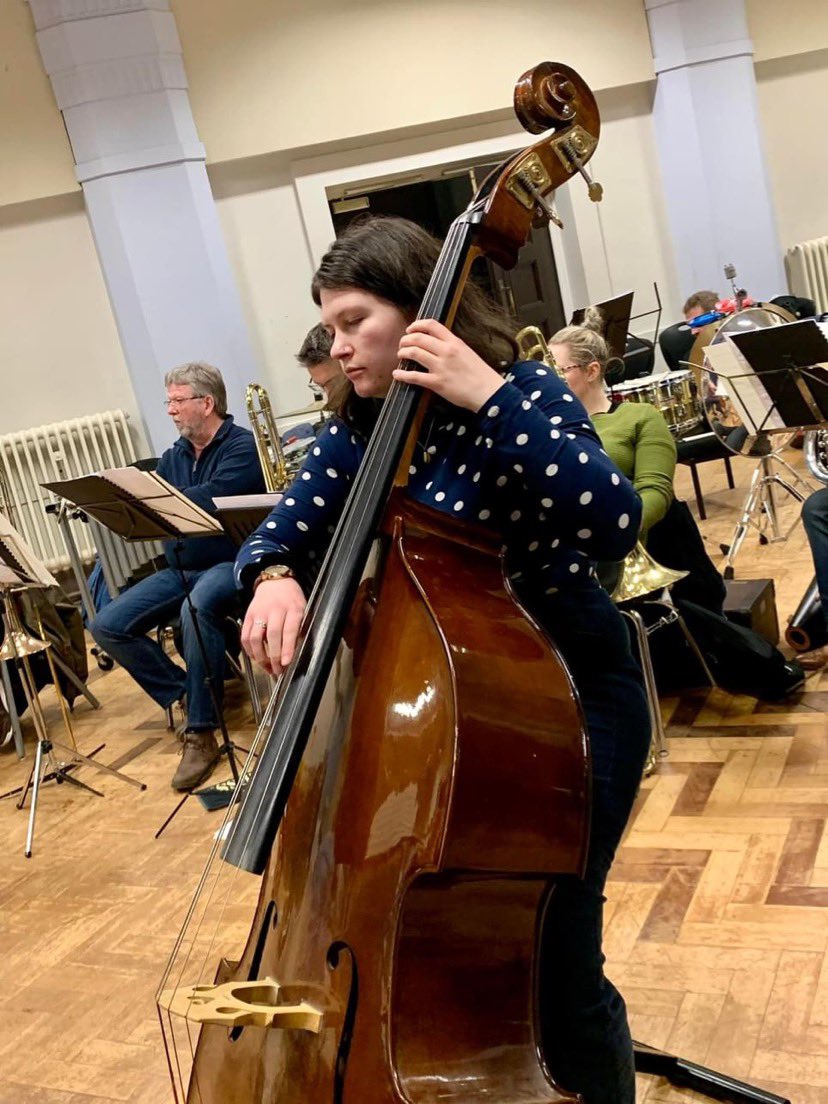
612, 544, 688, 778
246, 383, 288, 492
515, 324, 564, 377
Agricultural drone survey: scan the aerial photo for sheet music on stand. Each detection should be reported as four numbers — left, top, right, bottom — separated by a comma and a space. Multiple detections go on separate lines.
0, 511, 58, 588
727, 318, 828, 431
703, 318, 828, 448
41, 469, 223, 543
213, 493, 282, 547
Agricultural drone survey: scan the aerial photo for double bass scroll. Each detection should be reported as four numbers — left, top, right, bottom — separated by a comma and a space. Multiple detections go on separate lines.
159, 60, 604, 1104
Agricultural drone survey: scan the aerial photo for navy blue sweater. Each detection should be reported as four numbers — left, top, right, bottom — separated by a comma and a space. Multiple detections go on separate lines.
235, 363, 642, 608
156, 415, 265, 571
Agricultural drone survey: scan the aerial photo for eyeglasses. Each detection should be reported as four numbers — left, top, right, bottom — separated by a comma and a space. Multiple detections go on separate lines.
164, 395, 205, 410
307, 379, 338, 398
556, 364, 581, 374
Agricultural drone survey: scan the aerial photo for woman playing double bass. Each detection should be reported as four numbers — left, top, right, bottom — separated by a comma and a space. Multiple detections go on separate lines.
235, 215, 650, 1104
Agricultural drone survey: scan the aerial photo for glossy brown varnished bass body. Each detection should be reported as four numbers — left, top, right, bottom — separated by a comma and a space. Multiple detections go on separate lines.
189, 498, 588, 1103
169, 60, 604, 1104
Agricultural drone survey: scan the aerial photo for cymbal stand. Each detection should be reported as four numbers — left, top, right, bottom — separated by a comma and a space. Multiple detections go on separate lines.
722, 445, 816, 579
0, 588, 145, 857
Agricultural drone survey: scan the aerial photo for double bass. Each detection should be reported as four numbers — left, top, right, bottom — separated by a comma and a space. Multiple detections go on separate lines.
159, 61, 604, 1103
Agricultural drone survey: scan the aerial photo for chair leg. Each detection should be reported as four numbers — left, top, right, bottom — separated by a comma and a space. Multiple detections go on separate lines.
688, 461, 706, 521
621, 608, 666, 775
724, 455, 735, 489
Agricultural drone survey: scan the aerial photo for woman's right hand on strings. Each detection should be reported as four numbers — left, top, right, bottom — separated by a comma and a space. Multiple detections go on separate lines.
242, 578, 307, 676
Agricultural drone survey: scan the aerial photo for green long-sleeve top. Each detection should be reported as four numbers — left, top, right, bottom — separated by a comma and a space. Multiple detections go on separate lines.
592, 401, 676, 537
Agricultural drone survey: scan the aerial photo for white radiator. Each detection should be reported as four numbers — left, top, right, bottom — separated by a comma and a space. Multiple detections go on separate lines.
0, 410, 156, 574
785, 236, 828, 314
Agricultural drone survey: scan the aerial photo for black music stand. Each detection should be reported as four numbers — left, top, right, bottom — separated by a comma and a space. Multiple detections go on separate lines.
706, 320, 828, 576
41, 470, 247, 834
0, 553, 145, 858
571, 290, 634, 359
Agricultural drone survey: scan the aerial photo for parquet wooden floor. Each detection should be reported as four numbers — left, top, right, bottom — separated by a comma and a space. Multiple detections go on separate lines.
0, 445, 824, 1103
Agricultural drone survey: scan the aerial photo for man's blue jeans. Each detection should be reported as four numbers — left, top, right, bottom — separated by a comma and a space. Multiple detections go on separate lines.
90, 562, 240, 729
802, 487, 828, 627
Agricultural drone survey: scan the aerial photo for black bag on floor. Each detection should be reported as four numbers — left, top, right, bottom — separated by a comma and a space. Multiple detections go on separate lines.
676, 598, 804, 700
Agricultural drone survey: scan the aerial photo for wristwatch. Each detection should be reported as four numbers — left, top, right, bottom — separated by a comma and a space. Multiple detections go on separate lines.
252, 564, 296, 592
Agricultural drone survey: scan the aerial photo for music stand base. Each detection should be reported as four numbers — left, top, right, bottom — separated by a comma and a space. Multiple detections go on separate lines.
722, 452, 813, 578
634, 1040, 790, 1103
154, 739, 248, 839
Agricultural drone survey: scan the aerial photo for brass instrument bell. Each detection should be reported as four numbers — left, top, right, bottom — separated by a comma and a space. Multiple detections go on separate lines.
0, 590, 49, 661
611, 541, 688, 604
515, 325, 564, 378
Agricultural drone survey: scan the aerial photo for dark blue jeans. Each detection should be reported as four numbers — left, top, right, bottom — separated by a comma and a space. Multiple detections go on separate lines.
90, 562, 240, 729
802, 487, 828, 626
534, 586, 651, 1104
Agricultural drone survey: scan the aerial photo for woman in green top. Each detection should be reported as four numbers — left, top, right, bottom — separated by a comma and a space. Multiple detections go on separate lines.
549, 317, 676, 540
548, 316, 806, 699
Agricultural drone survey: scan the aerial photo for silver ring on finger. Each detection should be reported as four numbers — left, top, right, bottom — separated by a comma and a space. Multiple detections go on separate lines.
253, 619, 268, 628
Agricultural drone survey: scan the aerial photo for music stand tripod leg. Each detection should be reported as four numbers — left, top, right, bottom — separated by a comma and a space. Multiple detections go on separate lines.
48, 738, 146, 791
0, 656, 25, 758
49, 652, 101, 711
724, 464, 765, 577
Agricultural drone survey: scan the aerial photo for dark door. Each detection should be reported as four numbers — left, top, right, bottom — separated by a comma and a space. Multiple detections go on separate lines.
329, 164, 565, 337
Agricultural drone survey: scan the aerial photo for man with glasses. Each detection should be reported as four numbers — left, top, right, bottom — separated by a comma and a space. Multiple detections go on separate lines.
90, 362, 264, 791
297, 322, 342, 404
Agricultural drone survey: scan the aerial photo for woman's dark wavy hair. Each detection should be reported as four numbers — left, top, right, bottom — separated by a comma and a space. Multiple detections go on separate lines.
311, 216, 517, 436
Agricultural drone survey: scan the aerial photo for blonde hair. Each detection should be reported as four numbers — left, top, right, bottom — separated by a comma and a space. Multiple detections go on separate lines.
550, 306, 609, 380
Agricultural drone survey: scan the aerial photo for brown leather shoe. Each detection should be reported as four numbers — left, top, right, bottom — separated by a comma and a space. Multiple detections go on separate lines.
172, 730, 219, 791
796, 646, 828, 672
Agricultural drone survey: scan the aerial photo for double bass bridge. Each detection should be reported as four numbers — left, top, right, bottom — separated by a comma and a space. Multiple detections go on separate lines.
158, 978, 323, 1033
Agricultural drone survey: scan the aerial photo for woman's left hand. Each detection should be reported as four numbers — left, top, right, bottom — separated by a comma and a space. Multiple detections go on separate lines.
394, 319, 504, 412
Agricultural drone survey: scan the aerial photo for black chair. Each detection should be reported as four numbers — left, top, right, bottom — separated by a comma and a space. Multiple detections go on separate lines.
675, 431, 735, 521
658, 321, 695, 374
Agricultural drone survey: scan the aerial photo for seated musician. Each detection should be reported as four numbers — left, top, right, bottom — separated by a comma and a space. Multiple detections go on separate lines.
551, 309, 676, 541
296, 322, 342, 404
234, 215, 651, 1104
90, 363, 264, 791
554, 316, 805, 698
659, 289, 720, 373
798, 489, 828, 669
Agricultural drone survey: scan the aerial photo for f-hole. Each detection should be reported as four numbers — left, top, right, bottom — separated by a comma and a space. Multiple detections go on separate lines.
229, 900, 278, 1042
327, 941, 358, 1104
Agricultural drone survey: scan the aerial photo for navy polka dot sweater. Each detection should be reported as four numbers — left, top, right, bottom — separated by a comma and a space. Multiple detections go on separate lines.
235, 361, 642, 600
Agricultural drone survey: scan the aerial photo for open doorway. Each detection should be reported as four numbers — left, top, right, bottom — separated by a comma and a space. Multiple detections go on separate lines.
328, 162, 566, 338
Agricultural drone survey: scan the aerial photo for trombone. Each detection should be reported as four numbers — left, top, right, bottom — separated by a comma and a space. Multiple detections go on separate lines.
246, 383, 288, 492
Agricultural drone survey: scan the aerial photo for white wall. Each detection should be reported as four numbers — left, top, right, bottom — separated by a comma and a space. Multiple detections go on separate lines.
0, 193, 145, 446
171, 0, 654, 164
211, 159, 321, 416
755, 50, 828, 252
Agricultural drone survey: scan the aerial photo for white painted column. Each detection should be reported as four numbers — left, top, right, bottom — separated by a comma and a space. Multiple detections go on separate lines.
27, 0, 259, 453
644, 0, 785, 302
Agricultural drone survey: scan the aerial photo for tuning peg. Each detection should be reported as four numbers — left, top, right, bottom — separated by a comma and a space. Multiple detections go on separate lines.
518, 173, 564, 229
581, 171, 603, 203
